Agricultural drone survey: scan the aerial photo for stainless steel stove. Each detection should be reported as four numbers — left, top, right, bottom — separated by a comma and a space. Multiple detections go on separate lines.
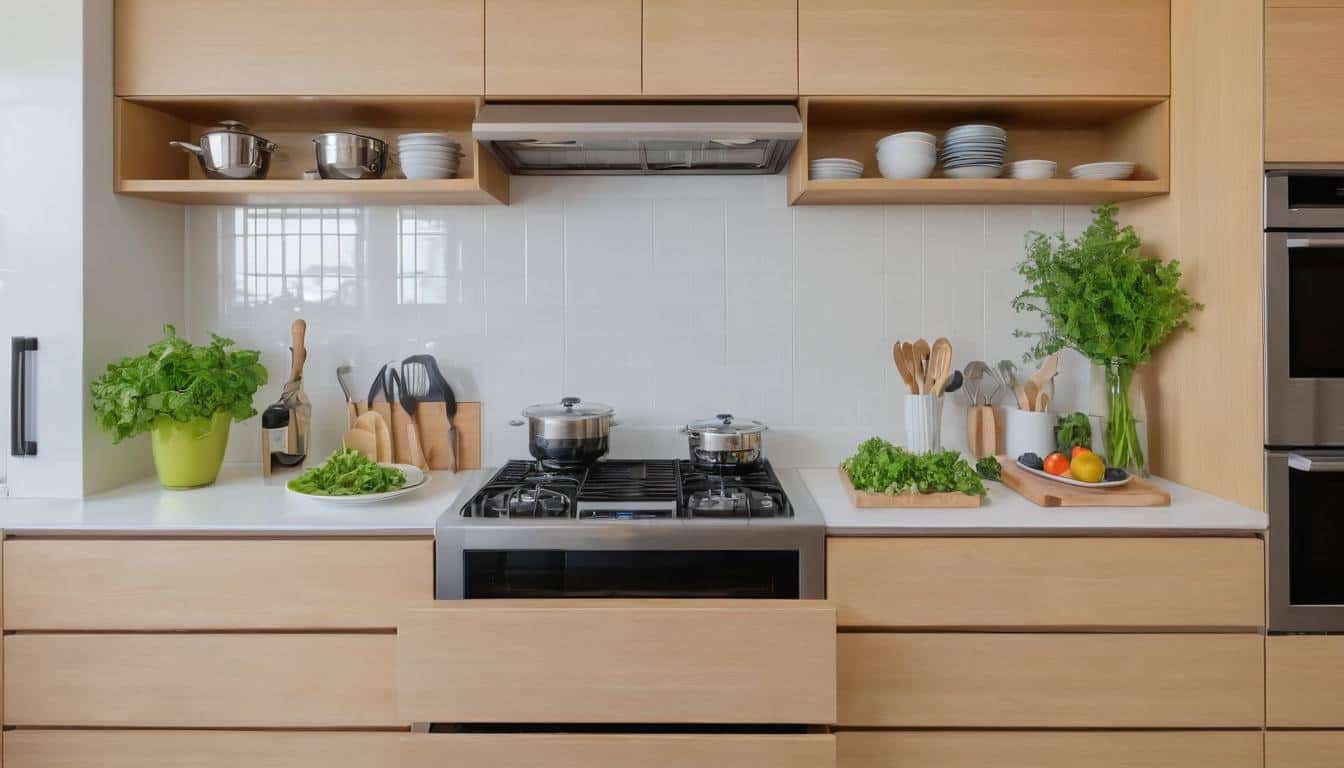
435, 459, 825, 599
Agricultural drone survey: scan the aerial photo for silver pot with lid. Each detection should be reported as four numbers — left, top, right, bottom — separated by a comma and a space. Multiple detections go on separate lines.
683, 413, 767, 472
169, 121, 277, 180
510, 397, 615, 466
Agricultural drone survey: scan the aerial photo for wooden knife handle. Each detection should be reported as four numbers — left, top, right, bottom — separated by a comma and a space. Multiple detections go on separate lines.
289, 319, 307, 382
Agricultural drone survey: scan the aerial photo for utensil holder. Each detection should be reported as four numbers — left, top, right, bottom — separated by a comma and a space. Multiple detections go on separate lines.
1003, 407, 1056, 459
904, 394, 943, 453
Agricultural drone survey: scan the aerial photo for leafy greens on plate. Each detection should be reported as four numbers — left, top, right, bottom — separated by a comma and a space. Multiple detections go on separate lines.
842, 437, 986, 497
287, 449, 407, 497
90, 325, 267, 443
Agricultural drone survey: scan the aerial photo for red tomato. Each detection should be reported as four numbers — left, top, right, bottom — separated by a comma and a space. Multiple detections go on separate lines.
1043, 452, 1070, 476
1070, 445, 1091, 459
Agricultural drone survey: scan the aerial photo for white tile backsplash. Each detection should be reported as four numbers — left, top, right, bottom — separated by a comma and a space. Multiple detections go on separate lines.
185, 175, 1091, 467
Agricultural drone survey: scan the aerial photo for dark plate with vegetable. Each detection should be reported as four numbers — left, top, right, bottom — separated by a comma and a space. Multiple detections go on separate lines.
286, 448, 428, 504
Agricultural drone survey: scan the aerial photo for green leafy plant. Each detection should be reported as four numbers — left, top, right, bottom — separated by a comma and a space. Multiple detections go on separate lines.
287, 448, 407, 496
975, 455, 1002, 482
1055, 411, 1093, 453
842, 437, 986, 496
1012, 205, 1201, 474
90, 325, 268, 443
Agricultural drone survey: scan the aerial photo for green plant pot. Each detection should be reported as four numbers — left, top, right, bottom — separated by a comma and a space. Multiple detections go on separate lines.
150, 411, 232, 489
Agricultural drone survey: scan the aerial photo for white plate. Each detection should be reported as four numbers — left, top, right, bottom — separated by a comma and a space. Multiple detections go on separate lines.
1015, 459, 1132, 488
943, 165, 1003, 178
286, 463, 429, 504
1069, 161, 1134, 180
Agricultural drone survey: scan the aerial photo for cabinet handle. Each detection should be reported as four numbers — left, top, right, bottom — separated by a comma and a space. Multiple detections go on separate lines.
1288, 453, 1344, 472
10, 336, 37, 457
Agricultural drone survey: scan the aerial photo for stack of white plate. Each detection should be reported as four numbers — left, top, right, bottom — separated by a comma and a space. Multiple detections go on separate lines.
939, 124, 1007, 179
876, 132, 936, 179
809, 157, 864, 180
396, 133, 463, 179
1069, 161, 1135, 180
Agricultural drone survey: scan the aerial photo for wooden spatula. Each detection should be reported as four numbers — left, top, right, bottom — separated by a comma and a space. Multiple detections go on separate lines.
913, 338, 931, 394
892, 342, 918, 395
929, 337, 953, 395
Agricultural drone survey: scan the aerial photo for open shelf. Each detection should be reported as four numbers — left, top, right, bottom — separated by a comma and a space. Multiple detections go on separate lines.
114, 96, 509, 206
787, 96, 1170, 206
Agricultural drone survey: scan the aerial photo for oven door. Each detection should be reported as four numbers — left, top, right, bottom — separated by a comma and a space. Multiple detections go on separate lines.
1268, 450, 1344, 632
1266, 171, 1344, 230
1265, 233, 1344, 446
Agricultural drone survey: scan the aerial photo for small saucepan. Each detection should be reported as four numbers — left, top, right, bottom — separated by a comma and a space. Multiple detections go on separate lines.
169, 121, 277, 180
682, 414, 767, 472
510, 397, 615, 466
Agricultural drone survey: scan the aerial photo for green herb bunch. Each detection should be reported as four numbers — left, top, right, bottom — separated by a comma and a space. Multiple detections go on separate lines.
842, 437, 986, 497
90, 325, 268, 443
1011, 204, 1202, 367
288, 448, 407, 496
1055, 411, 1093, 453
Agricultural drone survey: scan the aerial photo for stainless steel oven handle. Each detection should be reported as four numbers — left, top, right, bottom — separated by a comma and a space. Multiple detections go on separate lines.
1288, 453, 1344, 472
1286, 238, 1344, 248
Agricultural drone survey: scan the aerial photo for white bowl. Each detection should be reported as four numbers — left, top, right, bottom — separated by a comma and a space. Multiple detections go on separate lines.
397, 136, 460, 146
877, 131, 936, 150
1008, 160, 1057, 180
878, 152, 936, 179
403, 167, 457, 180
943, 165, 1003, 179
398, 147, 463, 157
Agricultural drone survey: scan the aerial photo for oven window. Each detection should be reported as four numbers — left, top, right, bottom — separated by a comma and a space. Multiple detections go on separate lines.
1289, 467, 1344, 605
1289, 246, 1344, 378
1287, 175, 1344, 209
464, 550, 800, 599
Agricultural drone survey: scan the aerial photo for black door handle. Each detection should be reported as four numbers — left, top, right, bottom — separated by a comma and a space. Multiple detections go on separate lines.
11, 336, 37, 456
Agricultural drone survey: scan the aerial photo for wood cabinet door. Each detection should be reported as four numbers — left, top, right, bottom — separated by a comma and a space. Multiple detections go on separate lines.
4, 731, 401, 768
642, 0, 797, 96
1266, 6, 1344, 161
398, 600, 837, 724
798, 0, 1170, 96
1266, 732, 1344, 768
403, 733, 835, 768
1267, 635, 1344, 727
839, 731, 1264, 768
485, 0, 641, 96
115, 0, 484, 95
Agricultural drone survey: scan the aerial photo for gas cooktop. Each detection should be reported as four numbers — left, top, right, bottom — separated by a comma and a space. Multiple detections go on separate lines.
460, 459, 794, 520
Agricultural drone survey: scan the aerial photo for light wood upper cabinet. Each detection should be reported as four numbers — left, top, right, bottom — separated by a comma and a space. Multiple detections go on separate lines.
115, 0, 485, 96
1266, 6, 1344, 161
642, 0, 798, 96
486, 0, 642, 96
798, 0, 1170, 96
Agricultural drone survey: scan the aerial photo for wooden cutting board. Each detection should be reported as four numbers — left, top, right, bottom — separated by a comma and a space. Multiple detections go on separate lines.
837, 466, 983, 508
451, 402, 482, 471
997, 455, 1171, 507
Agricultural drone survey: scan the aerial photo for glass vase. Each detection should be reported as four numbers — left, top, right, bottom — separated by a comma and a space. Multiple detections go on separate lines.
1103, 361, 1148, 477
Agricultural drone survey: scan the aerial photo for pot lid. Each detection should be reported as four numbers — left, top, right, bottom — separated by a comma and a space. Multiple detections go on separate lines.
687, 413, 766, 436
522, 397, 614, 420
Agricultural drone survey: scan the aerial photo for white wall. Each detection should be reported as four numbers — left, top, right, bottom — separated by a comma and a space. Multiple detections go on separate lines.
186, 175, 1097, 469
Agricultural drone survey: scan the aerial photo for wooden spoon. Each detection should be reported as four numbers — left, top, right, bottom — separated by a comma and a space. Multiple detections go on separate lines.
1026, 354, 1059, 411
929, 337, 953, 395
913, 338, 932, 394
892, 342, 917, 395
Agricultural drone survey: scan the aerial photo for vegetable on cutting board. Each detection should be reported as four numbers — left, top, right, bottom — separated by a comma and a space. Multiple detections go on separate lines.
287, 448, 406, 497
1054, 411, 1092, 454
842, 437, 986, 497
975, 455, 1002, 482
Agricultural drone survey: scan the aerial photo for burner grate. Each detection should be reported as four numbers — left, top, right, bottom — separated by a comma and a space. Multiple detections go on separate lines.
579, 460, 680, 501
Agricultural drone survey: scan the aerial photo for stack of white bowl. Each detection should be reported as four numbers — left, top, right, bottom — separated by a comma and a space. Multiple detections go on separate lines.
876, 132, 937, 179
809, 157, 864, 180
395, 132, 463, 179
939, 124, 1007, 179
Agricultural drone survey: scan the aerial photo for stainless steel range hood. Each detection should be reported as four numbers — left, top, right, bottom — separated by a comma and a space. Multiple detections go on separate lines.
472, 104, 802, 175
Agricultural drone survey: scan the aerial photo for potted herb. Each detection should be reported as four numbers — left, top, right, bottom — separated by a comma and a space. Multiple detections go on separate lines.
90, 325, 267, 488
1012, 205, 1201, 476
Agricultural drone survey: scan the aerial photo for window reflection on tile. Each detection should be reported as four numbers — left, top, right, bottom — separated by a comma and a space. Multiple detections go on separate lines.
227, 207, 359, 307
397, 207, 474, 305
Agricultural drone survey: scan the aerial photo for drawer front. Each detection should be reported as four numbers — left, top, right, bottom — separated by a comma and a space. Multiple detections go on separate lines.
827, 537, 1265, 629
1266, 7, 1344, 161
4, 634, 398, 727
3, 538, 432, 630
799, 0, 1169, 96
398, 600, 837, 724
115, 0, 484, 95
1268, 636, 1344, 727
838, 633, 1264, 727
4, 730, 400, 768
403, 733, 835, 768
1266, 732, 1344, 768
838, 731, 1264, 768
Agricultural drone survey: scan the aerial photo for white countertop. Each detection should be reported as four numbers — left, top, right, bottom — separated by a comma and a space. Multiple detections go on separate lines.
0, 464, 488, 535
801, 468, 1267, 535
0, 464, 1267, 536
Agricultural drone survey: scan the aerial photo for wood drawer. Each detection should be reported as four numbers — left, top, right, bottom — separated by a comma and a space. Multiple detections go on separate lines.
3, 538, 432, 630
4, 634, 398, 727
838, 731, 1264, 768
4, 730, 400, 768
115, 0, 484, 95
398, 600, 837, 724
838, 633, 1264, 727
403, 733, 836, 768
1266, 732, 1344, 768
1268, 635, 1344, 727
827, 537, 1264, 629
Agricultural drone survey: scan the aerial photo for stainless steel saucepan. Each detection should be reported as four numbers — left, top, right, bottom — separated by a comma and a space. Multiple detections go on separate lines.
510, 397, 615, 466
169, 121, 277, 180
682, 413, 767, 472
313, 132, 388, 180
